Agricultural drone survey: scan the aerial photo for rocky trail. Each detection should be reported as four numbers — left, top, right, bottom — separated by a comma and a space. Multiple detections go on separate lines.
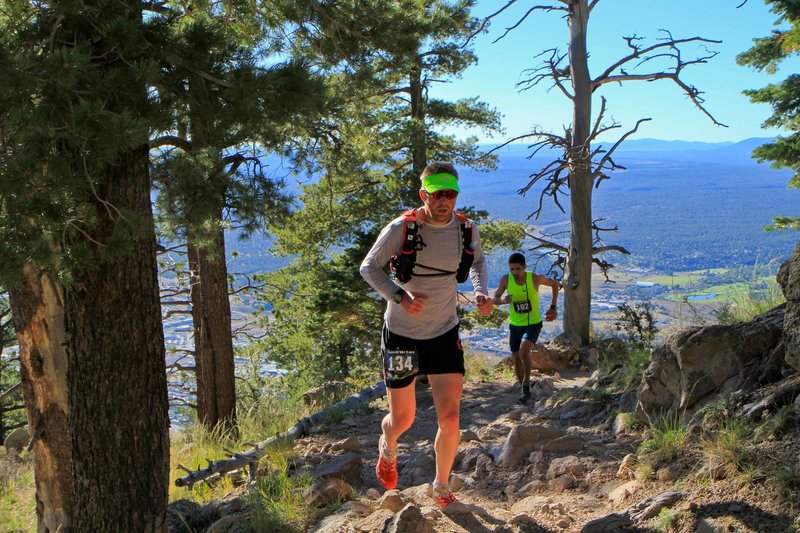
168, 367, 799, 532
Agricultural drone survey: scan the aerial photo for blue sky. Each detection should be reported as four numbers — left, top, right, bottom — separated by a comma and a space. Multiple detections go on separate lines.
435, 0, 797, 144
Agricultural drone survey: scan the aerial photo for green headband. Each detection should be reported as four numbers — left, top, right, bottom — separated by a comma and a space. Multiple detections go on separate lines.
421, 172, 460, 194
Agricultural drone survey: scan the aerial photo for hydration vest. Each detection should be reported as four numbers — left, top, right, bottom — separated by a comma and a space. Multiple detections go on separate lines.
389, 209, 474, 283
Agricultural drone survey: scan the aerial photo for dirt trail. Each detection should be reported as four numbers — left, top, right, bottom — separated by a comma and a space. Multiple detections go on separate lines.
294, 371, 797, 532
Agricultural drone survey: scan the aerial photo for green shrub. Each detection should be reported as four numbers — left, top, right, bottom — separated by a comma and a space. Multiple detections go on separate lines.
0, 452, 35, 533
714, 278, 785, 325
699, 416, 751, 480
248, 454, 313, 532
614, 302, 658, 349
754, 404, 797, 442
464, 350, 502, 382
769, 464, 800, 507
696, 394, 738, 433
654, 506, 688, 531
638, 411, 690, 464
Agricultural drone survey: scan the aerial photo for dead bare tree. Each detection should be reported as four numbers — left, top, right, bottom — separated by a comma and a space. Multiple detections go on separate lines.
486, 0, 725, 343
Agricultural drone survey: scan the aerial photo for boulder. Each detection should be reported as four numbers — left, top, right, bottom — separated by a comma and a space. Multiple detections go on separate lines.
637, 305, 784, 423
3, 427, 29, 452
378, 490, 406, 513
381, 504, 436, 533
779, 242, 800, 370
530, 333, 581, 372
546, 455, 585, 479
497, 424, 566, 468
330, 436, 361, 454
308, 452, 362, 485
304, 478, 355, 507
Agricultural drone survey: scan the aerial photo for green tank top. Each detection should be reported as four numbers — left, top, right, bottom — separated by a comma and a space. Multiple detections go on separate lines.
507, 271, 541, 326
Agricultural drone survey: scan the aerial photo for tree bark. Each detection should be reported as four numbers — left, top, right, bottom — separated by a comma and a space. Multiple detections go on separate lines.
188, 224, 237, 431
8, 267, 74, 532
409, 60, 428, 180
65, 144, 170, 531
564, 0, 593, 344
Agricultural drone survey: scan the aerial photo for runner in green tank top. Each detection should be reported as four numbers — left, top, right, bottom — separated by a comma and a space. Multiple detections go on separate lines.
492, 253, 560, 403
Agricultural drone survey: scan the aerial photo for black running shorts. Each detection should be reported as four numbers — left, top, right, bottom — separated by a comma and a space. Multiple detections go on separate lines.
380, 323, 464, 389
509, 321, 543, 352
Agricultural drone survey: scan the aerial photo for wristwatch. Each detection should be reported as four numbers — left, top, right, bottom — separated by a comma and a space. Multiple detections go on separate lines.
393, 289, 406, 304
549, 305, 557, 310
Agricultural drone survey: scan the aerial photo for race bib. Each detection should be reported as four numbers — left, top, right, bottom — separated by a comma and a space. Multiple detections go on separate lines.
383, 349, 419, 381
513, 300, 532, 314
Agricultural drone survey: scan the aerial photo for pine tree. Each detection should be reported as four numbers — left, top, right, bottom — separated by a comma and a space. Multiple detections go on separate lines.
151, 15, 326, 431
257, 0, 511, 384
1, 1, 169, 528
738, 0, 800, 231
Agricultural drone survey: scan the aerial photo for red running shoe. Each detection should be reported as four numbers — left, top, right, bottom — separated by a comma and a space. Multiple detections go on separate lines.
376, 436, 397, 489
434, 490, 458, 508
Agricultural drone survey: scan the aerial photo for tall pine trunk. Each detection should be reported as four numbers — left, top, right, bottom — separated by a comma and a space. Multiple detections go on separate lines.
9, 267, 74, 532
66, 144, 170, 530
410, 61, 428, 181
188, 223, 237, 431
563, 0, 593, 344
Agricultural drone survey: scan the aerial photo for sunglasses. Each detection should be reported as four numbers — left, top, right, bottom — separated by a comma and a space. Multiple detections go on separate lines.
425, 189, 458, 200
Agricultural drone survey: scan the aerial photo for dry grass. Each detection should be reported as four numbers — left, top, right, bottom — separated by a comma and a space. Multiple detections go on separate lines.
0, 449, 35, 532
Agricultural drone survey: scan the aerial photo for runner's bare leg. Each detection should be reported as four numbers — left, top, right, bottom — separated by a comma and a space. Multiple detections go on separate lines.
428, 373, 463, 485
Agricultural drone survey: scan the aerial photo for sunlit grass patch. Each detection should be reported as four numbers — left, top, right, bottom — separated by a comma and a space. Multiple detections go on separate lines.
247, 453, 313, 532
699, 417, 752, 481
713, 278, 786, 325
653, 506, 688, 531
464, 350, 503, 382
638, 411, 690, 465
0, 451, 35, 533
754, 404, 798, 442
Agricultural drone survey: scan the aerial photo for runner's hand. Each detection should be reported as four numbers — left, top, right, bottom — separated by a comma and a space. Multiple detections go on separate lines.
401, 292, 425, 316
475, 295, 493, 316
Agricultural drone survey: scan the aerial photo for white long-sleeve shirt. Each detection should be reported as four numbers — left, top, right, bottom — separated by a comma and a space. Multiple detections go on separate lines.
360, 212, 489, 339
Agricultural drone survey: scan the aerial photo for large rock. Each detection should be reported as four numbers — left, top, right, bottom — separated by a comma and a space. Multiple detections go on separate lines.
3, 427, 29, 452
303, 478, 355, 507
530, 333, 581, 372
779, 242, 800, 370
637, 306, 784, 423
308, 453, 363, 485
381, 504, 436, 533
497, 424, 566, 468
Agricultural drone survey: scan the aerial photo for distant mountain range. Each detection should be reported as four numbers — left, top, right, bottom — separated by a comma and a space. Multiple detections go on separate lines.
485, 136, 775, 156
225, 137, 798, 278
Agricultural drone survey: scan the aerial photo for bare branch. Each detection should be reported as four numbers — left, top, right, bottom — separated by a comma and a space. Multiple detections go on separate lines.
493, 5, 567, 43
467, 0, 519, 44
163, 309, 193, 319
594, 245, 630, 254
591, 118, 652, 181
485, 133, 546, 155
594, 34, 720, 84
527, 232, 569, 254
149, 135, 191, 151
0, 382, 22, 403
517, 48, 573, 99
591, 33, 726, 127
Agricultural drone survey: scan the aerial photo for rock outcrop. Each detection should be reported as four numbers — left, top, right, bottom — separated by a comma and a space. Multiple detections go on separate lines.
530, 333, 581, 372
637, 305, 784, 423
